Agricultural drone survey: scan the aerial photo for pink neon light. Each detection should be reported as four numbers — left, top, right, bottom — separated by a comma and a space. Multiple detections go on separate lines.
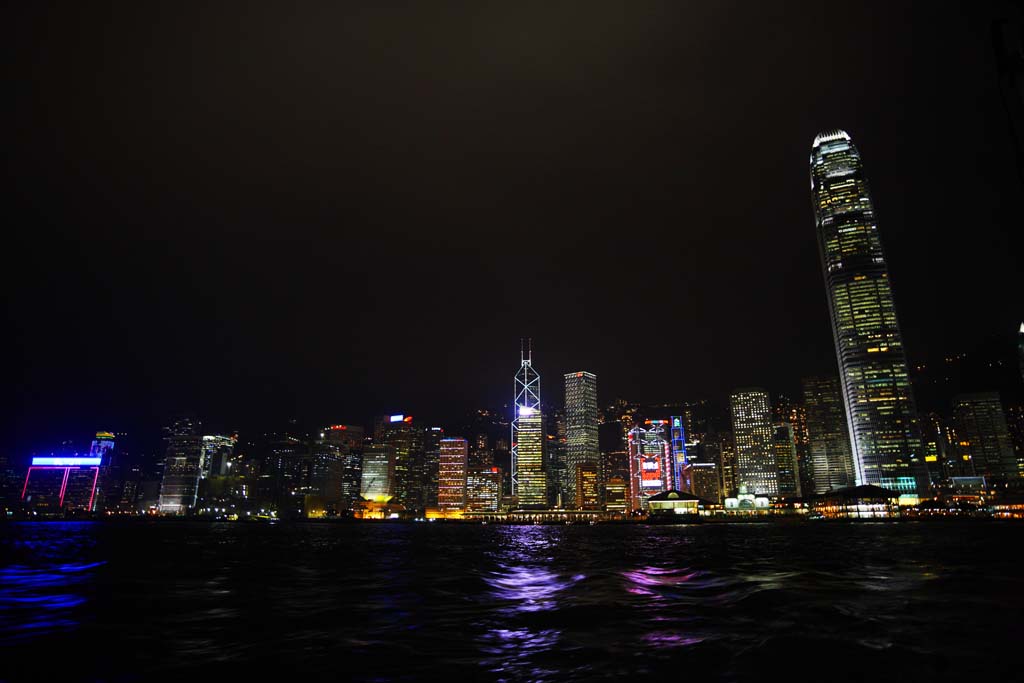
87, 467, 99, 511
21, 468, 32, 499
58, 468, 71, 507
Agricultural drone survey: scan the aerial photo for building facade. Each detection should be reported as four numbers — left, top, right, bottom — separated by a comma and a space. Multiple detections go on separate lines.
730, 389, 778, 496
811, 129, 924, 497
512, 342, 546, 508
466, 466, 502, 512
772, 423, 802, 498
802, 375, 855, 493
952, 393, 1018, 481
564, 371, 599, 508
360, 445, 395, 503
438, 438, 469, 511
627, 421, 675, 511
158, 417, 204, 515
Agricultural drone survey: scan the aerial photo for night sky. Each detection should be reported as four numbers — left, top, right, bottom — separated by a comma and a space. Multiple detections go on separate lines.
7, 2, 1023, 453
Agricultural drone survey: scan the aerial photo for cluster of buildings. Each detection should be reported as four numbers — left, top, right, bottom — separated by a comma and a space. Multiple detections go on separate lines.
5, 130, 1024, 521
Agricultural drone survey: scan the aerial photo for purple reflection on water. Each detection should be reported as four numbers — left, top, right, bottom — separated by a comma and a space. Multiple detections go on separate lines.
486, 565, 583, 613
643, 631, 705, 648
622, 566, 700, 599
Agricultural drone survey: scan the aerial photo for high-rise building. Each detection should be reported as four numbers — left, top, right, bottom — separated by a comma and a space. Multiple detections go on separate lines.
157, 417, 204, 515
438, 438, 468, 512
466, 466, 502, 512
323, 424, 365, 510
715, 432, 738, 499
772, 396, 812, 496
730, 389, 778, 496
512, 341, 546, 508
689, 463, 721, 504
802, 376, 855, 493
421, 427, 445, 509
670, 416, 690, 492
575, 463, 601, 510
811, 129, 925, 497
360, 445, 395, 503
952, 393, 1018, 481
772, 424, 802, 498
604, 476, 628, 514
627, 421, 675, 511
564, 371, 599, 508
376, 415, 425, 511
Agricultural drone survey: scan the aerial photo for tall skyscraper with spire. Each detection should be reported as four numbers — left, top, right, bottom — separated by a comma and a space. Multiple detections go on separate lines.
811, 129, 924, 496
512, 340, 546, 508
563, 371, 599, 509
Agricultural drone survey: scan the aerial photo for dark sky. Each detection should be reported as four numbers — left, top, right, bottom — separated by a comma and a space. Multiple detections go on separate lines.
7, 1, 1023, 453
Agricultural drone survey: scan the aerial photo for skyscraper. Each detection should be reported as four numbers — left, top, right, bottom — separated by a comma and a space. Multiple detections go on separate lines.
952, 393, 1018, 481
802, 376, 855, 493
564, 371, 599, 508
730, 389, 777, 496
512, 341, 546, 508
438, 437, 468, 512
376, 415, 425, 511
360, 445, 394, 503
157, 417, 204, 515
670, 416, 690, 493
772, 424, 802, 498
811, 129, 924, 496
465, 466, 502, 512
627, 421, 674, 511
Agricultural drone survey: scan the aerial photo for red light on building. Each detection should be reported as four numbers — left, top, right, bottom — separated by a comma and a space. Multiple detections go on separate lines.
403, 416, 413, 423
327, 425, 348, 431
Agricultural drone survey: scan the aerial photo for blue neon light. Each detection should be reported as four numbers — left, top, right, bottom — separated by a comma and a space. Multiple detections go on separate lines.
389, 414, 404, 422
31, 457, 102, 466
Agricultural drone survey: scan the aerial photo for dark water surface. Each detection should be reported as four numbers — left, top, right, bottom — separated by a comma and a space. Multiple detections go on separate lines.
1, 521, 1020, 681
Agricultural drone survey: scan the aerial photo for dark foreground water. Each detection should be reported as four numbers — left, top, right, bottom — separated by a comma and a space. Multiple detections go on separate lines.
1, 521, 1021, 682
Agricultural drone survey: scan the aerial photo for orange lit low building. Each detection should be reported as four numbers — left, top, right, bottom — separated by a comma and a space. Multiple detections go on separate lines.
807, 485, 900, 519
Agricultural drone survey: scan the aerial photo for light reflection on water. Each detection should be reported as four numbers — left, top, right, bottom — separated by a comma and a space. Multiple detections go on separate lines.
0, 561, 102, 643
1, 521, 1021, 681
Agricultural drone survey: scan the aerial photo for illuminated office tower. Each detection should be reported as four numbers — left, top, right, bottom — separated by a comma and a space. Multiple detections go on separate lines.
512, 341, 546, 508
360, 445, 395, 503
438, 438, 468, 511
604, 476, 628, 513
466, 466, 502, 512
627, 421, 674, 511
157, 417, 204, 515
802, 376, 855, 493
670, 416, 690, 492
323, 424, 366, 509
377, 415, 425, 510
772, 424, 802, 498
715, 432, 738, 498
564, 371, 599, 508
952, 393, 1018, 480
811, 130, 924, 496
575, 463, 601, 509
689, 463, 721, 504
422, 427, 445, 509
772, 397, 812, 495
730, 390, 778, 496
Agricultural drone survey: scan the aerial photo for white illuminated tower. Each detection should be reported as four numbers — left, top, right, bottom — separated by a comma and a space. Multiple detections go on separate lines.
811, 130, 925, 496
511, 339, 546, 508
